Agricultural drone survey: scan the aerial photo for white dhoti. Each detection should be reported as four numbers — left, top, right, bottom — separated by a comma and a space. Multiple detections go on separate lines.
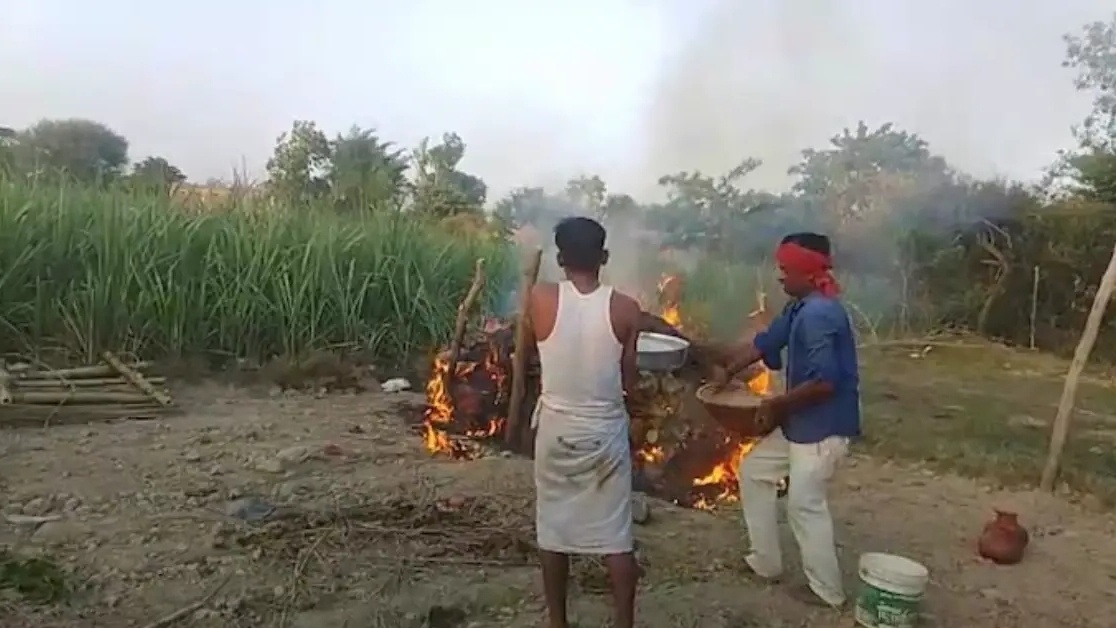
533, 399, 633, 555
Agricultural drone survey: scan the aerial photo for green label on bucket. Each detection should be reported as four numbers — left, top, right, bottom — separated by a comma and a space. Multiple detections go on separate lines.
855, 584, 921, 628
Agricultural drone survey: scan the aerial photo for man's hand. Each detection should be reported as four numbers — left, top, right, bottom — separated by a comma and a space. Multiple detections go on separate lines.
754, 395, 788, 435
709, 365, 729, 390
748, 306, 773, 331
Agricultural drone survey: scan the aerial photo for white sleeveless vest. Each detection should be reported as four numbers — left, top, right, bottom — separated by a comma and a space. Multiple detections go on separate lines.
536, 281, 625, 419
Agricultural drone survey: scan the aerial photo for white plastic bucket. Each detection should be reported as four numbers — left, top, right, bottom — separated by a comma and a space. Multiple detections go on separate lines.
854, 552, 929, 628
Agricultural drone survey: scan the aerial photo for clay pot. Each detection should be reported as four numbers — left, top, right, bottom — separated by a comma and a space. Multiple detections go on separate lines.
978, 509, 1029, 565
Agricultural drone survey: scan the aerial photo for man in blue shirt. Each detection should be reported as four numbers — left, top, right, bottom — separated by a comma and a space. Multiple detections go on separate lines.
714, 232, 860, 609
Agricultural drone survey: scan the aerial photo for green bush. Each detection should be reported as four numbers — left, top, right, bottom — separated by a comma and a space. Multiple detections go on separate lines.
0, 177, 515, 365
662, 257, 907, 342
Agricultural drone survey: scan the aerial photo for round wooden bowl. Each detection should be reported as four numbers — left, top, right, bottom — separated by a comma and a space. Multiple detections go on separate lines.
696, 383, 769, 439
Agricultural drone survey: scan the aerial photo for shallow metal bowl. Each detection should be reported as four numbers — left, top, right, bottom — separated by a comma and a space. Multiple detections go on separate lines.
636, 332, 690, 372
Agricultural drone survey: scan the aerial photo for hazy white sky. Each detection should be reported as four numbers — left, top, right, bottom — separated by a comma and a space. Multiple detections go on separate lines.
2, 1, 1111, 198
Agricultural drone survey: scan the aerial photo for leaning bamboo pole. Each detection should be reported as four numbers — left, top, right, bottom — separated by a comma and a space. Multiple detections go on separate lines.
505, 247, 543, 449
1039, 243, 1116, 491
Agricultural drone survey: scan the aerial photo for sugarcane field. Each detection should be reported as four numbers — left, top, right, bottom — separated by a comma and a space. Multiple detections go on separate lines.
4, 7, 1116, 628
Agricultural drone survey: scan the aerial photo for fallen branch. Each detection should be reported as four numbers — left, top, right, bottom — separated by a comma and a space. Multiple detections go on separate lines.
140, 573, 232, 628
13, 376, 167, 388
103, 351, 172, 406
0, 404, 165, 427
0, 366, 10, 405
11, 362, 152, 380
9, 391, 154, 405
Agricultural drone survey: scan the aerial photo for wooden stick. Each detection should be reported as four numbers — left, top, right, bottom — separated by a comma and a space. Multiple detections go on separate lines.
140, 573, 232, 628
445, 259, 486, 383
0, 366, 11, 405
505, 247, 543, 447
10, 391, 154, 405
14, 376, 166, 388
103, 351, 173, 406
12, 362, 152, 380
0, 404, 166, 427
1029, 265, 1040, 350
1039, 243, 1116, 491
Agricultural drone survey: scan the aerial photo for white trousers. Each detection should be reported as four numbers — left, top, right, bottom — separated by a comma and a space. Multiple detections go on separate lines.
738, 428, 849, 606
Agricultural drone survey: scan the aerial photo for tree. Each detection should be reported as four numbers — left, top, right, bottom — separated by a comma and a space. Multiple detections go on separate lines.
564, 175, 608, 216
789, 121, 952, 228
18, 118, 129, 182
1063, 14, 1116, 202
1064, 14, 1116, 151
492, 186, 558, 229
601, 193, 641, 223
131, 156, 186, 189
329, 126, 409, 210
412, 133, 487, 218
266, 120, 332, 202
650, 158, 780, 257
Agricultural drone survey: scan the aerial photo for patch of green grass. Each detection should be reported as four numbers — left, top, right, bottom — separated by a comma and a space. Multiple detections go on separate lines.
0, 550, 72, 605
0, 177, 516, 365
858, 342, 1116, 503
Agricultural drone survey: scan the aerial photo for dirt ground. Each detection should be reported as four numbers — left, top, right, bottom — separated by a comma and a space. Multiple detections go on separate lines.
2, 346, 1116, 627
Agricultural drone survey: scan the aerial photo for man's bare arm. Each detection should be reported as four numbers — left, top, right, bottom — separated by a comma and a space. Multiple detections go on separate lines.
620, 299, 641, 395
723, 342, 764, 379
521, 286, 539, 361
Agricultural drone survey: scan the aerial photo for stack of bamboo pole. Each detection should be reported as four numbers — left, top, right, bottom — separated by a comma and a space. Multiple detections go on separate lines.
0, 351, 175, 427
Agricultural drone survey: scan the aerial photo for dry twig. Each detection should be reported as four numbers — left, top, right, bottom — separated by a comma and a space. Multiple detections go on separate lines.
139, 573, 232, 628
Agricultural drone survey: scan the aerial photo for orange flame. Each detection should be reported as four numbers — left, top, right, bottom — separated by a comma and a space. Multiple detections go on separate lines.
657, 274, 683, 328
422, 338, 509, 457
689, 366, 773, 509
649, 273, 776, 510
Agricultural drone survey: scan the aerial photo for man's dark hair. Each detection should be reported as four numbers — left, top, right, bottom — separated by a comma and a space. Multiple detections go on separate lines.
781, 232, 831, 256
555, 216, 607, 272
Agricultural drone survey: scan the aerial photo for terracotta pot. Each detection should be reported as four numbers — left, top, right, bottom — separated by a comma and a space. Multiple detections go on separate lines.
977, 509, 1029, 565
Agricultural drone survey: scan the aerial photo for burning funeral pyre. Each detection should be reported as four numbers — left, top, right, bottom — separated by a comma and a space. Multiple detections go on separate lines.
422, 318, 517, 458
420, 274, 776, 510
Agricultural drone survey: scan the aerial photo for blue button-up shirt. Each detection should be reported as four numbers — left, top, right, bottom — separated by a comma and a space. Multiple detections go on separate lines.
752, 293, 861, 444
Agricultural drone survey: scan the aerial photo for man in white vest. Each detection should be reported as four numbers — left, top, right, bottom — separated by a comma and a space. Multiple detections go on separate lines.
528, 216, 642, 628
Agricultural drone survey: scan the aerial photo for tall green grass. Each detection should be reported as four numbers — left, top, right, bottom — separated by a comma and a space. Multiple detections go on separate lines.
0, 178, 515, 365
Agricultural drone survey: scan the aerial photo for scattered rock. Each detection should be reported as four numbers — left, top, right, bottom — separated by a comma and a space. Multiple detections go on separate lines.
254, 458, 284, 474
381, 377, 412, 393
183, 449, 203, 462
224, 497, 276, 522
426, 604, 468, 628
22, 496, 52, 516
632, 492, 651, 524
32, 519, 92, 545
276, 445, 312, 465
979, 587, 1012, 604
5, 513, 62, 527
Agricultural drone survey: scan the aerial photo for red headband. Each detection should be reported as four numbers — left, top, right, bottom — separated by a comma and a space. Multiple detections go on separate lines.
775, 242, 840, 297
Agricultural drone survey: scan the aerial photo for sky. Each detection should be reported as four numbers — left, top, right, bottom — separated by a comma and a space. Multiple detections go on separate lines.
1, 0, 1111, 200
